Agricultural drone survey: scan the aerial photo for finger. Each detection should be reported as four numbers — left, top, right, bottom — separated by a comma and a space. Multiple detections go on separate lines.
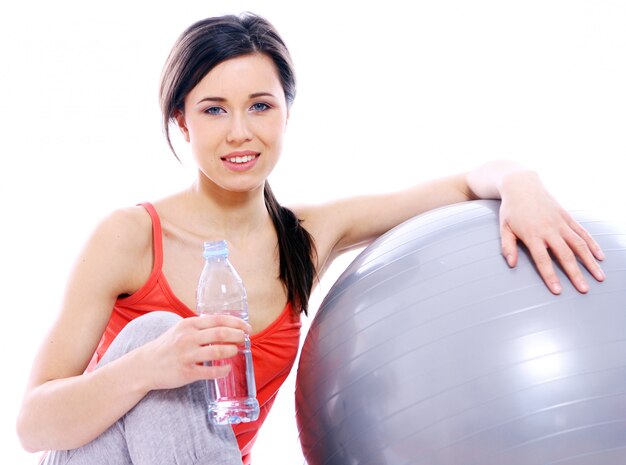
197, 343, 239, 363
193, 314, 252, 333
195, 326, 248, 346
549, 237, 590, 294
174, 342, 239, 380
562, 228, 606, 283
526, 240, 563, 294
192, 362, 232, 380
567, 218, 606, 262
500, 223, 519, 267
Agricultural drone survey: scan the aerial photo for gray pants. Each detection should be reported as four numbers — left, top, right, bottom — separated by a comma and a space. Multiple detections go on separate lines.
44, 312, 243, 465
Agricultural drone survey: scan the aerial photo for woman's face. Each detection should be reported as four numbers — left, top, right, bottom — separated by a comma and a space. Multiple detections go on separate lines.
177, 53, 289, 195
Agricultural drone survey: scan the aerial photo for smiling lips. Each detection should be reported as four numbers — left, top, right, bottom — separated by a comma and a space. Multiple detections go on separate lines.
221, 151, 260, 171
230, 154, 256, 163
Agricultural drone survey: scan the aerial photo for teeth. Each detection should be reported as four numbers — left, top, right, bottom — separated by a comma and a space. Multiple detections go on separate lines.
230, 155, 255, 164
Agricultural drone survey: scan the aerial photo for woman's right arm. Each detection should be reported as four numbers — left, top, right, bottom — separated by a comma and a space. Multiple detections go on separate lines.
16, 208, 249, 452
16, 208, 150, 452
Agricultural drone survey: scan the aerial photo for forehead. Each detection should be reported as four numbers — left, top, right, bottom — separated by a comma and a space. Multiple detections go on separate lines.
189, 53, 283, 99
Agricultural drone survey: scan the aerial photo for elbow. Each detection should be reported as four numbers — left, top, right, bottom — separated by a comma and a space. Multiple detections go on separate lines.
459, 172, 481, 201
16, 414, 41, 453
15, 399, 50, 453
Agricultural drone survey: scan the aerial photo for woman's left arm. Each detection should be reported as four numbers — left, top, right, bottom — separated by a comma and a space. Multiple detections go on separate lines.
300, 160, 604, 293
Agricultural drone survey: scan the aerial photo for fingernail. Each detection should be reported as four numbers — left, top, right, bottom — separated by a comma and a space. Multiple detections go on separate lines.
552, 282, 562, 294
506, 254, 514, 267
597, 248, 606, 260
579, 281, 589, 293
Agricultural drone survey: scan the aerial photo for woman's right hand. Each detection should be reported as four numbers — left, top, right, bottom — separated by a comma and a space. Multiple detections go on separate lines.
138, 314, 252, 391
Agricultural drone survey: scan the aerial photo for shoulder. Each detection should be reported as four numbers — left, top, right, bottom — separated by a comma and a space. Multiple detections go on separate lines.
288, 203, 330, 237
81, 205, 154, 274
74, 205, 154, 296
289, 202, 337, 223
290, 199, 361, 235
93, 206, 152, 250
103, 205, 152, 235
288, 202, 352, 272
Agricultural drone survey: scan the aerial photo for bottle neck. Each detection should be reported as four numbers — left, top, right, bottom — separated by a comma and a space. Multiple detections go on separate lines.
203, 240, 229, 260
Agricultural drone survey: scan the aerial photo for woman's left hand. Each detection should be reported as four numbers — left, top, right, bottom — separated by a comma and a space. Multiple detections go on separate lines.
498, 171, 605, 294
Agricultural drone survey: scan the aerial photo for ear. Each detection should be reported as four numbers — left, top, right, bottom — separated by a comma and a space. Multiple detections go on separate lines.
174, 109, 190, 142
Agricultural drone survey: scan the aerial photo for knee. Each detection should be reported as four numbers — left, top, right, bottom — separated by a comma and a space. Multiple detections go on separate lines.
127, 311, 183, 335
99, 312, 183, 366
120, 311, 183, 344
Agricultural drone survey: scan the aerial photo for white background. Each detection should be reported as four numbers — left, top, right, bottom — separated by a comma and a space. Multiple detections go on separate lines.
1, 1, 625, 464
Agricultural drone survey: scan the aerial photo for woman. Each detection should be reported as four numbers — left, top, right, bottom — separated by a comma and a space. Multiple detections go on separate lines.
17, 12, 605, 465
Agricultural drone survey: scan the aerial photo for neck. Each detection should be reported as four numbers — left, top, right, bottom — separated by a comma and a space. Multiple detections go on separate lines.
182, 178, 271, 240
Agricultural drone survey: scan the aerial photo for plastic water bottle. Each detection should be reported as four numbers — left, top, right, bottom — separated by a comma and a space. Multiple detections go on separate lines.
196, 240, 260, 425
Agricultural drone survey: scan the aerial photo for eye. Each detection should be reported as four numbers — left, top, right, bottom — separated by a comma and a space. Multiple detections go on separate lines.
204, 106, 225, 115
250, 102, 270, 112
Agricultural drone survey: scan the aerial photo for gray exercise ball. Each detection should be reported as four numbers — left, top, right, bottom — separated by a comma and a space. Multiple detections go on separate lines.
295, 200, 626, 465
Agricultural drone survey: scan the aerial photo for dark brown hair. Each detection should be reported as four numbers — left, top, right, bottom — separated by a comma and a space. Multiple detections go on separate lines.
159, 13, 316, 314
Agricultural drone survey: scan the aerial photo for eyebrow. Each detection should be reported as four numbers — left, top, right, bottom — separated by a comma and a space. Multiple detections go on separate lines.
196, 92, 277, 105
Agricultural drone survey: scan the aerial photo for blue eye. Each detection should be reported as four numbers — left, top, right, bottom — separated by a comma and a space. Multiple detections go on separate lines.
204, 106, 225, 115
250, 102, 270, 112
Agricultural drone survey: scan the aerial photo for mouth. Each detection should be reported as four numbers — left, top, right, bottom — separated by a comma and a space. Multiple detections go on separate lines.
223, 154, 258, 164
221, 151, 260, 171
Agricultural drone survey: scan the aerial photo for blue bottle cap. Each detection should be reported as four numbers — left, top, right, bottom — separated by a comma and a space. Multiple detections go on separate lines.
203, 240, 229, 259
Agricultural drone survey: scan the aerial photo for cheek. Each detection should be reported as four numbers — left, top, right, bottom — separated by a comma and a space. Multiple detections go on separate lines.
258, 116, 287, 148
188, 121, 221, 150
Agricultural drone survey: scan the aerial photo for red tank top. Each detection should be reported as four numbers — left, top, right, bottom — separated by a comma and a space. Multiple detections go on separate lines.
87, 203, 302, 464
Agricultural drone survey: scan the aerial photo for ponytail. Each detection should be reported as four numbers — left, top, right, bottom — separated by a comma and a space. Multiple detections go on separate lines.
264, 182, 316, 315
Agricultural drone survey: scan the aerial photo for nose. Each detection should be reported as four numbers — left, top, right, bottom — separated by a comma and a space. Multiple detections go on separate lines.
226, 112, 253, 144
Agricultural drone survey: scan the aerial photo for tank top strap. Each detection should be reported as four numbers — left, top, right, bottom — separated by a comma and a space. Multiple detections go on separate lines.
138, 202, 164, 271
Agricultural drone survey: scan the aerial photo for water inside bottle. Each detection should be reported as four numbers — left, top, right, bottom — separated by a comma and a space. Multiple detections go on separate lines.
204, 309, 259, 425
